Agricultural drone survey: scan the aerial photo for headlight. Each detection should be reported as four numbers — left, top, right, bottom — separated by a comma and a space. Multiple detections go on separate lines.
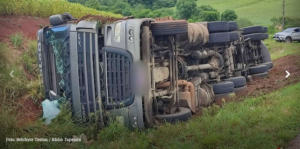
114, 22, 122, 42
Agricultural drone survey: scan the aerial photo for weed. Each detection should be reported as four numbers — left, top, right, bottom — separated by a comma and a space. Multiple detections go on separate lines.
9, 33, 23, 48
0, 42, 11, 70
39, 24, 43, 28
22, 40, 39, 77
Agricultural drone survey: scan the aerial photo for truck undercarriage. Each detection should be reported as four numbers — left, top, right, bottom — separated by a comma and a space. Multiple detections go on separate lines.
38, 13, 272, 128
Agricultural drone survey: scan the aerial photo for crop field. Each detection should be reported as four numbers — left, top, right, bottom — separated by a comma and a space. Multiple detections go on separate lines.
0, 0, 121, 18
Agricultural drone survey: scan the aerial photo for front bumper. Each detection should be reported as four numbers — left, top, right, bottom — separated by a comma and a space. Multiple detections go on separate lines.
273, 36, 285, 41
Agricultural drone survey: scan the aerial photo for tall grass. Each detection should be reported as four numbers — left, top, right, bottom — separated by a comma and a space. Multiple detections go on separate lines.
22, 40, 39, 77
9, 33, 23, 48
0, 0, 122, 18
0, 42, 11, 70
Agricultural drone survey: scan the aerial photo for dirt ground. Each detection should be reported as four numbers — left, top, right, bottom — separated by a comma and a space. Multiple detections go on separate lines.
214, 55, 300, 106
0, 15, 48, 41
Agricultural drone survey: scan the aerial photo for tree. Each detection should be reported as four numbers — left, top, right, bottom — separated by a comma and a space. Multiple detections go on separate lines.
221, 9, 238, 21
122, 8, 132, 16
84, 0, 101, 10
189, 5, 219, 22
201, 11, 220, 21
236, 18, 253, 29
175, 0, 197, 19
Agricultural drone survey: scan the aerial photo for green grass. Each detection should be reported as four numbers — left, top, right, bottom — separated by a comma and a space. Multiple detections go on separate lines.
22, 40, 39, 77
264, 37, 300, 60
91, 83, 300, 148
0, 0, 122, 19
171, 0, 300, 26
9, 33, 23, 48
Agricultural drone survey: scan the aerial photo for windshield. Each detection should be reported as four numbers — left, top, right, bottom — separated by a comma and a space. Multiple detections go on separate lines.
283, 28, 294, 32
46, 26, 68, 90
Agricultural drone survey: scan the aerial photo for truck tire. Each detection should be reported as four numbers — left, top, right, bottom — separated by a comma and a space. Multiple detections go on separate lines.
208, 32, 230, 44
212, 81, 234, 94
225, 76, 246, 88
228, 21, 238, 31
249, 64, 268, 74
243, 33, 268, 41
242, 26, 265, 35
155, 107, 192, 123
151, 20, 188, 36
229, 32, 240, 41
207, 21, 229, 33
233, 86, 248, 94
263, 27, 268, 33
260, 62, 273, 69
251, 71, 269, 79
260, 41, 272, 62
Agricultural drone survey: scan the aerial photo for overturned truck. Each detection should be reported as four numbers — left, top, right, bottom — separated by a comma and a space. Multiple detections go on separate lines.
37, 13, 272, 128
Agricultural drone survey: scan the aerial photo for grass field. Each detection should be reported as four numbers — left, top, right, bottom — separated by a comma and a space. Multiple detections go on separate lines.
264, 38, 300, 60
191, 0, 300, 26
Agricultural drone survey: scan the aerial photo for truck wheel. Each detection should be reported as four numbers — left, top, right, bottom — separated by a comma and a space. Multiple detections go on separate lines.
260, 62, 273, 69
228, 21, 238, 31
263, 27, 268, 33
155, 107, 192, 123
260, 41, 272, 62
285, 37, 292, 43
212, 81, 234, 94
229, 32, 240, 41
207, 21, 229, 33
150, 20, 188, 36
208, 32, 230, 44
233, 86, 248, 94
224, 76, 246, 88
251, 71, 269, 79
242, 26, 265, 35
243, 33, 268, 41
249, 64, 268, 74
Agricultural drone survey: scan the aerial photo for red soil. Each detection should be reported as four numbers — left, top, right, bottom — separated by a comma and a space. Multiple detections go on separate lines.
0, 15, 48, 41
214, 55, 300, 105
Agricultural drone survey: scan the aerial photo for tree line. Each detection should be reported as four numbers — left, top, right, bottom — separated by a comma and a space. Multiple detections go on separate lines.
68, 0, 255, 28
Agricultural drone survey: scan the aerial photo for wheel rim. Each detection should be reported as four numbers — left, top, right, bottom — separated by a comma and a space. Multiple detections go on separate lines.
285, 38, 291, 43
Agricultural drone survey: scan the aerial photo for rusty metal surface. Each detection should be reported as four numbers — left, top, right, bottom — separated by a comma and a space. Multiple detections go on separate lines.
156, 80, 196, 113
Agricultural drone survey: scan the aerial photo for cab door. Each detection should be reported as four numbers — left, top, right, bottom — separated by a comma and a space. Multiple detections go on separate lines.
291, 28, 300, 40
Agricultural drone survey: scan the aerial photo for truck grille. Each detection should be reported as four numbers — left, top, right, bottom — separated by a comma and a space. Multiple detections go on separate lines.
103, 48, 133, 109
77, 32, 100, 121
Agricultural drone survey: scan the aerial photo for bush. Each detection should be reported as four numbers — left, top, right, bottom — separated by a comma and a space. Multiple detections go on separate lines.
189, 5, 219, 22
201, 11, 220, 21
221, 9, 238, 21
236, 18, 254, 29
271, 16, 300, 30
176, 0, 197, 19
9, 33, 23, 48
